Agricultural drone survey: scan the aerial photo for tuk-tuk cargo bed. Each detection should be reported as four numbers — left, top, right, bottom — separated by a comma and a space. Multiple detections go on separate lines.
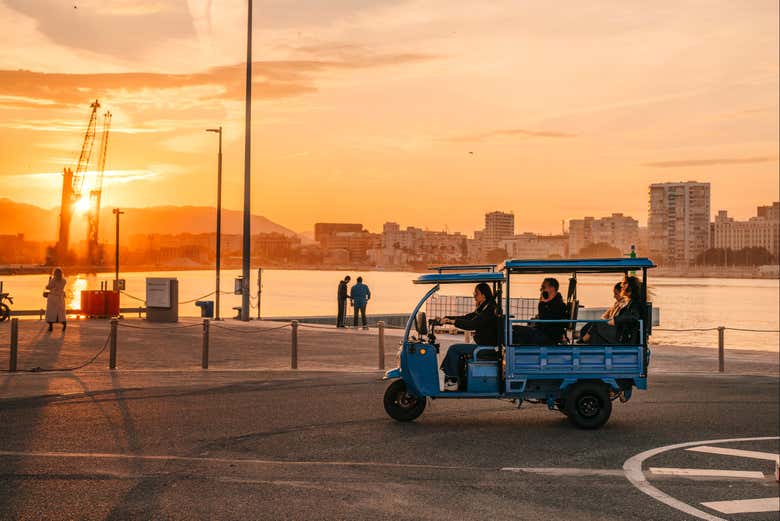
506, 345, 644, 378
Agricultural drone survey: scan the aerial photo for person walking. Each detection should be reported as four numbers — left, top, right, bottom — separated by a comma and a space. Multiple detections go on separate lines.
350, 276, 371, 330
336, 275, 351, 328
45, 267, 67, 332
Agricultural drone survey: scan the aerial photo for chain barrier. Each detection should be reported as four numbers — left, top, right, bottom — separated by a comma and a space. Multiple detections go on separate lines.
653, 327, 719, 332
723, 327, 780, 333
178, 291, 217, 305
120, 291, 146, 303
1, 331, 112, 373
210, 322, 290, 334
118, 322, 202, 331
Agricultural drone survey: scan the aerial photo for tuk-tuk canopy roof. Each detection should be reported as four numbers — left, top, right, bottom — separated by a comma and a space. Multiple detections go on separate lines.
502, 257, 656, 274
427, 264, 496, 273
414, 272, 506, 285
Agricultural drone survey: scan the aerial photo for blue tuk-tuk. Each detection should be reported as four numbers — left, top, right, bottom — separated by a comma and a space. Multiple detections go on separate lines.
383, 258, 656, 429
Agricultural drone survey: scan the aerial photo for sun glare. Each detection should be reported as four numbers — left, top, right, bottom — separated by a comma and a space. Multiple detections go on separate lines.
74, 196, 91, 214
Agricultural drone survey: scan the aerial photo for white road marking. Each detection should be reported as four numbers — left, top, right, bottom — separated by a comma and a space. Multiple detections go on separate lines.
623, 436, 779, 521
649, 467, 765, 479
701, 497, 780, 515
501, 467, 624, 477
686, 445, 780, 462
0, 450, 471, 471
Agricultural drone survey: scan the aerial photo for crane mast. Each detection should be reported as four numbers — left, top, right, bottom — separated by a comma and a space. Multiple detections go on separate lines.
51, 100, 100, 265
87, 110, 111, 265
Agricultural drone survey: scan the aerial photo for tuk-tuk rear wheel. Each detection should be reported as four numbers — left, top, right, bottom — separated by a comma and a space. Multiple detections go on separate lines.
563, 382, 612, 429
384, 380, 426, 422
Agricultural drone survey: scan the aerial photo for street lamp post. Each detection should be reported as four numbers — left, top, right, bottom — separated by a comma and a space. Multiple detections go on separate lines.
112, 208, 124, 288
240, 0, 253, 321
206, 126, 223, 320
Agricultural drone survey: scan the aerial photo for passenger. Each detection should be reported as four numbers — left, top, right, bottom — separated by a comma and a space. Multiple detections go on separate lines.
579, 282, 624, 340
581, 275, 643, 345
512, 277, 568, 345
437, 283, 499, 391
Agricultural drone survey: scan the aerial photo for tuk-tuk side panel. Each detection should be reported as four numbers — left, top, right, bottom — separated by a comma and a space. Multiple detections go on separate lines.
506, 345, 644, 378
401, 341, 440, 397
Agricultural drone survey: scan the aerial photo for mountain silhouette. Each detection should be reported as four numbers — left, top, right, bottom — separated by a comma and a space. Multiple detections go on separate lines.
0, 198, 296, 242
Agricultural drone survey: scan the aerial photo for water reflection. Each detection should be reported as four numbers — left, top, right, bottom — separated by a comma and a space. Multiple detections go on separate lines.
66, 276, 89, 311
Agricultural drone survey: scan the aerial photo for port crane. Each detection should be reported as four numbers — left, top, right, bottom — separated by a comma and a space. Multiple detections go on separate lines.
50, 100, 111, 266
87, 110, 111, 265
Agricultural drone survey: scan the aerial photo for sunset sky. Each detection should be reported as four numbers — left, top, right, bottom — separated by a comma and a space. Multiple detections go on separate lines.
0, 0, 777, 235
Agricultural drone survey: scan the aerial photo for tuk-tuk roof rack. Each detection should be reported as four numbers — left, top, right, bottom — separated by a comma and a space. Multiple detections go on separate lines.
428, 264, 497, 273
414, 272, 505, 284
501, 257, 656, 274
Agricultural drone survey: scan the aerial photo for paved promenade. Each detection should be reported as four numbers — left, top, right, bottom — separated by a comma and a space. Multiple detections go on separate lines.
1, 319, 778, 520
0, 317, 777, 400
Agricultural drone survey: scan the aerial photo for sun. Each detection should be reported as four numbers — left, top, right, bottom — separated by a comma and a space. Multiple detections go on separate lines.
74, 196, 91, 214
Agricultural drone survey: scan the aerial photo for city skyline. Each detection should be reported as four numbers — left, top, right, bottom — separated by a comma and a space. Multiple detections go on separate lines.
1, 188, 777, 239
0, 1, 777, 235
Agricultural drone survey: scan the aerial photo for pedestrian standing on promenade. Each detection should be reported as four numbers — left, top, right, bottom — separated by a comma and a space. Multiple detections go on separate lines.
336, 275, 351, 328
350, 276, 371, 330
45, 267, 67, 332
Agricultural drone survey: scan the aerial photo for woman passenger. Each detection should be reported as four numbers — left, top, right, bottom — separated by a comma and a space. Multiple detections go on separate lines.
581, 276, 643, 345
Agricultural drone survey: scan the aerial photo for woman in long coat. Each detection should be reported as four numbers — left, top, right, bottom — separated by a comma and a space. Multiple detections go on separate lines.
45, 268, 67, 331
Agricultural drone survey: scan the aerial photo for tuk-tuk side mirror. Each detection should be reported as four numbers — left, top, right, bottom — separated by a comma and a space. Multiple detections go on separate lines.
415, 312, 428, 336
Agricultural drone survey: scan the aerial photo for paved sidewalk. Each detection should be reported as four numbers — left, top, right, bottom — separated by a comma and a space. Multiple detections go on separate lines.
0, 318, 776, 400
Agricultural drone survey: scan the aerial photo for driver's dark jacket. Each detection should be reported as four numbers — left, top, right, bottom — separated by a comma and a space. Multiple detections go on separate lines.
446, 300, 499, 345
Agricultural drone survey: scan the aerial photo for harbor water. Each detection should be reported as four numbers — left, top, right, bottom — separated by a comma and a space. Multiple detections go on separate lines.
2, 269, 778, 351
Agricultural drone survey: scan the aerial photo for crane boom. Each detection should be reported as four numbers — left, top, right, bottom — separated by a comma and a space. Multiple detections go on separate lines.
72, 100, 100, 197
87, 110, 111, 265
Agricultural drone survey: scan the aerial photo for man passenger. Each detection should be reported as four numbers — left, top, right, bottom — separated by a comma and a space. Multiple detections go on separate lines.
512, 277, 568, 345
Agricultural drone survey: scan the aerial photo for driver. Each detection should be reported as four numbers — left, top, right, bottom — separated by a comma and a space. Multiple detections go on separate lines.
437, 283, 499, 391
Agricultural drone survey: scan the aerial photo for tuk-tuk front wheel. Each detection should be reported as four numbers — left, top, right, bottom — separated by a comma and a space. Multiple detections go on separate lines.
384, 380, 426, 422
564, 382, 612, 429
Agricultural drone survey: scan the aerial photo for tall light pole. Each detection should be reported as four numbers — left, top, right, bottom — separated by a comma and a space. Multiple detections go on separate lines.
206, 126, 223, 320
112, 208, 124, 287
241, 0, 253, 321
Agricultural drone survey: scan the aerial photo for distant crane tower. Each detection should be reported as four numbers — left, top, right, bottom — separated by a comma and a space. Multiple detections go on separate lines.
87, 110, 111, 265
51, 100, 100, 265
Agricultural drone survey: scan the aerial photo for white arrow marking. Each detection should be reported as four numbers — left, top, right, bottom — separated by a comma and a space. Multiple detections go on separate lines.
701, 497, 780, 514
686, 446, 780, 462
649, 467, 765, 479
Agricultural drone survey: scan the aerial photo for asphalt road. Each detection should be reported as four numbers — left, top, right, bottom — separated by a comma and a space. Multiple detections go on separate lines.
0, 372, 778, 520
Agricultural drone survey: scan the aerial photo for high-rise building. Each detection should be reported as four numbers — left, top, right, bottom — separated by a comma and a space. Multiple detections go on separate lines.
648, 181, 711, 265
314, 223, 363, 246
568, 213, 639, 255
711, 202, 780, 258
499, 233, 568, 259
483, 211, 515, 251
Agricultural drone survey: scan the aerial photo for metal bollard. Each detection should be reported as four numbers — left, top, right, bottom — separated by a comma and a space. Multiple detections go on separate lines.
109, 319, 118, 370
9, 318, 18, 372
291, 321, 298, 369
377, 320, 385, 370
717, 326, 725, 373
202, 319, 210, 369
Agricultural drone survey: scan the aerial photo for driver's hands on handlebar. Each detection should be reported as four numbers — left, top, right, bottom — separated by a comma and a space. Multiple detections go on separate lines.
438, 317, 454, 325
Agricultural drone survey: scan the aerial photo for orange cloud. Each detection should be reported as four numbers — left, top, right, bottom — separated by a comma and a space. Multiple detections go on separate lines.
644, 156, 779, 168
0, 52, 436, 107
444, 128, 577, 143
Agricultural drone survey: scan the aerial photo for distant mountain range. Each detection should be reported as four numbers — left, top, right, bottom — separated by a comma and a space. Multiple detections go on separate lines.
0, 198, 297, 242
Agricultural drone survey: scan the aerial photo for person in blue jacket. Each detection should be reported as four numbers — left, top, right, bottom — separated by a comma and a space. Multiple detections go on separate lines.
350, 276, 371, 329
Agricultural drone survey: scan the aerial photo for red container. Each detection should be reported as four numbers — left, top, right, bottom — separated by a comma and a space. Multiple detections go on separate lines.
80, 290, 118, 317
105, 290, 120, 317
